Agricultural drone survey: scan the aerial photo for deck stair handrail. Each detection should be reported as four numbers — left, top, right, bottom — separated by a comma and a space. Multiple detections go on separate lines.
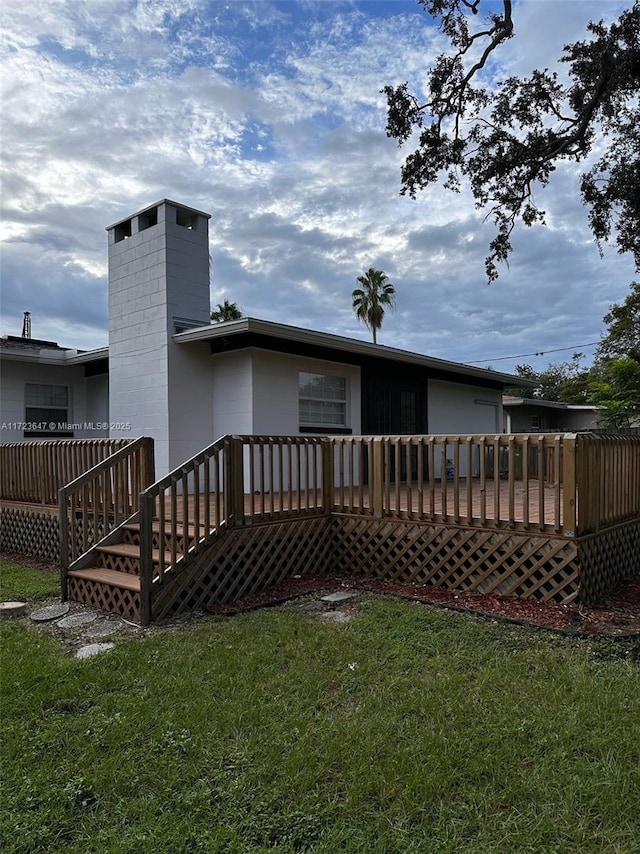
58, 437, 155, 594
137, 434, 330, 621
1, 438, 134, 504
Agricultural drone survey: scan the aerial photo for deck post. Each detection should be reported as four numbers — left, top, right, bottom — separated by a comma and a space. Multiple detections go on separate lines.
562, 434, 577, 538
225, 436, 245, 527
142, 437, 156, 489
58, 487, 69, 601
372, 437, 384, 518
322, 439, 334, 514
139, 490, 154, 626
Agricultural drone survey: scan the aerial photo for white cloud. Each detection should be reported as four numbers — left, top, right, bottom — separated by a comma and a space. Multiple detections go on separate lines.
0, 0, 636, 370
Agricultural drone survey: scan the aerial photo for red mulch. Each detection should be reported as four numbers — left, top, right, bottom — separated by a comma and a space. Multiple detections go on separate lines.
205, 574, 640, 638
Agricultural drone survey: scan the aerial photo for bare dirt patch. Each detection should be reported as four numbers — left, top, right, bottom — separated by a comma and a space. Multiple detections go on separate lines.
205, 574, 640, 639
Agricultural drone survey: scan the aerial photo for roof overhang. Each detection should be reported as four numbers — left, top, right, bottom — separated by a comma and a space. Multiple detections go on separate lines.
503, 396, 598, 411
174, 318, 535, 388
0, 344, 109, 367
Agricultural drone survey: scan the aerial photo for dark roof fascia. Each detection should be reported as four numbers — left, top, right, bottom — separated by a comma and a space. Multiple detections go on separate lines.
175, 318, 534, 390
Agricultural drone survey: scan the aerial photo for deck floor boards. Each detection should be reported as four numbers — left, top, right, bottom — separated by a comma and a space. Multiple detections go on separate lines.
159, 479, 564, 529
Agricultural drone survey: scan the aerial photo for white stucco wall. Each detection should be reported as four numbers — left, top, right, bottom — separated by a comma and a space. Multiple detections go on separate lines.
168, 341, 216, 468
211, 350, 254, 439
85, 374, 109, 430
251, 349, 361, 436
428, 379, 502, 434
427, 380, 503, 478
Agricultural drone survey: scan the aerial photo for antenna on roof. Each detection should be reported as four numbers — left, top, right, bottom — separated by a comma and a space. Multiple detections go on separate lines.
21, 311, 31, 339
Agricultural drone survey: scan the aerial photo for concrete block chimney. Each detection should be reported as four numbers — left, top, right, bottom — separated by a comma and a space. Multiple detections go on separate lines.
106, 199, 214, 476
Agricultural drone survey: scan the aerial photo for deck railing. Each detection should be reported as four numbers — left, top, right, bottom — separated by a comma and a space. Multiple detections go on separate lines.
576, 433, 640, 533
58, 437, 155, 591
0, 438, 134, 505
138, 435, 330, 619
331, 433, 577, 534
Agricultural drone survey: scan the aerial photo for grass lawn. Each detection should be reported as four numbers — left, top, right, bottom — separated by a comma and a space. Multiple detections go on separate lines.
0, 558, 60, 602
1, 561, 639, 853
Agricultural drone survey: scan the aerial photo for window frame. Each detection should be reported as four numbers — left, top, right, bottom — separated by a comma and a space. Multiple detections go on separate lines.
298, 371, 349, 433
24, 383, 74, 438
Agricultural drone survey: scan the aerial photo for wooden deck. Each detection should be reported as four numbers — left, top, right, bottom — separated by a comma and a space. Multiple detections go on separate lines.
162, 478, 565, 530
2, 433, 638, 623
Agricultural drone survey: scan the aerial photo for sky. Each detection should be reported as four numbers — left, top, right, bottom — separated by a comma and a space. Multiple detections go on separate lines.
1, 0, 637, 374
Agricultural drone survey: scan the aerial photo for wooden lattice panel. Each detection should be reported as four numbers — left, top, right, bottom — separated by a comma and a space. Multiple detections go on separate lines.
578, 518, 640, 604
96, 551, 141, 576
331, 515, 580, 603
70, 517, 106, 558
0, 506, 61, 562
67, 576, 141, 622
122, 525, 193, 554
151, 516, 332, 621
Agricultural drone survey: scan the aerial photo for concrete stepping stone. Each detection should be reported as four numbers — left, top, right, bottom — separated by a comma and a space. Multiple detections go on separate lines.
31, 602, 69, 622
321, 610, 352, 623
75, 643, 115, 660
57, 612, 98, 629
298, 600, 326, 612
0, 602, 27, 619
321, 592, 357, 604
83, 621, 124, 638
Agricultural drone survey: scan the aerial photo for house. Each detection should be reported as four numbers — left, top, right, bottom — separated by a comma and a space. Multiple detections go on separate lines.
1, 198, 535, 478
502, 396, 600, 433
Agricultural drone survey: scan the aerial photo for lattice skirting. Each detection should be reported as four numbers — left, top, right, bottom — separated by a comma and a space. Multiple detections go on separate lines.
578, 517, 640, 604
151, 516, 333, 621
67, 576, 141, 623
96, 552, 140, 576
1, 506, 61, 563
331, 515, 581, 603
0, 505, 107, 565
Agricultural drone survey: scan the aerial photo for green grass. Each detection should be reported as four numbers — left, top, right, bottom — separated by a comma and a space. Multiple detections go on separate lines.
0, 559, 60, 602
1, 565, 639, 853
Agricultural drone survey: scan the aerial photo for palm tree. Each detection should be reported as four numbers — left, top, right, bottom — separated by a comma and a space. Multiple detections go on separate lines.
352, 268, 396, 344
211, 300, 243, 322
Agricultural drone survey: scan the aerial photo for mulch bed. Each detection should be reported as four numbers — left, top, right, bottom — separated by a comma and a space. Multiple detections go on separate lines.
3, 551, 638, 638
205, 574, 640, 638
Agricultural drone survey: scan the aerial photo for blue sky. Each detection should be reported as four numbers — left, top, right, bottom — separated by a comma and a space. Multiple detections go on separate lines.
0, 0, 636, 372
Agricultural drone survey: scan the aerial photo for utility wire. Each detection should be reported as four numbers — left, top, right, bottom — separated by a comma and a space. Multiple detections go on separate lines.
467, 341, 601, 365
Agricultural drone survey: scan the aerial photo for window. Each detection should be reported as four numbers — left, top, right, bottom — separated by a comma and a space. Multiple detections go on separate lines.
24, 383, 72, 437
114, 219, 131, 242
176, 206, 197, 229
138, 206, 158, 230
530, 414, 541, 432
299, 372, 347, 428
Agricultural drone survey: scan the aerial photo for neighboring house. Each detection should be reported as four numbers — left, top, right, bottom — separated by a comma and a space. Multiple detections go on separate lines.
502, 396, 600, 433
1, 198, 535, 478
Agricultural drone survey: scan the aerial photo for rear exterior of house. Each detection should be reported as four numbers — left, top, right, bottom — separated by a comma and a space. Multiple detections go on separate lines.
1, 199, 527, 477
1, 199, 638, 624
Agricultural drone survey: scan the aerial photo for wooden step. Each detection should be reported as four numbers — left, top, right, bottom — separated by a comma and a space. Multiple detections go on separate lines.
67, 566, 140, 591
94, 543, 177, 565
123, 521, 205, 538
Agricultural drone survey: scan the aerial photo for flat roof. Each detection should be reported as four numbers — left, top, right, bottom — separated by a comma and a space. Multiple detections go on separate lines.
174, 317, 535, 387
0, 339, 108, 366
503, 396, 598, 410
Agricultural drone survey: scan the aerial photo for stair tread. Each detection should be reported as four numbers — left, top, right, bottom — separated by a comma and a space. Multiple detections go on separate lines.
67, 567, 141, 591
95, 543, 180, 563
124, 521, 204, 536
